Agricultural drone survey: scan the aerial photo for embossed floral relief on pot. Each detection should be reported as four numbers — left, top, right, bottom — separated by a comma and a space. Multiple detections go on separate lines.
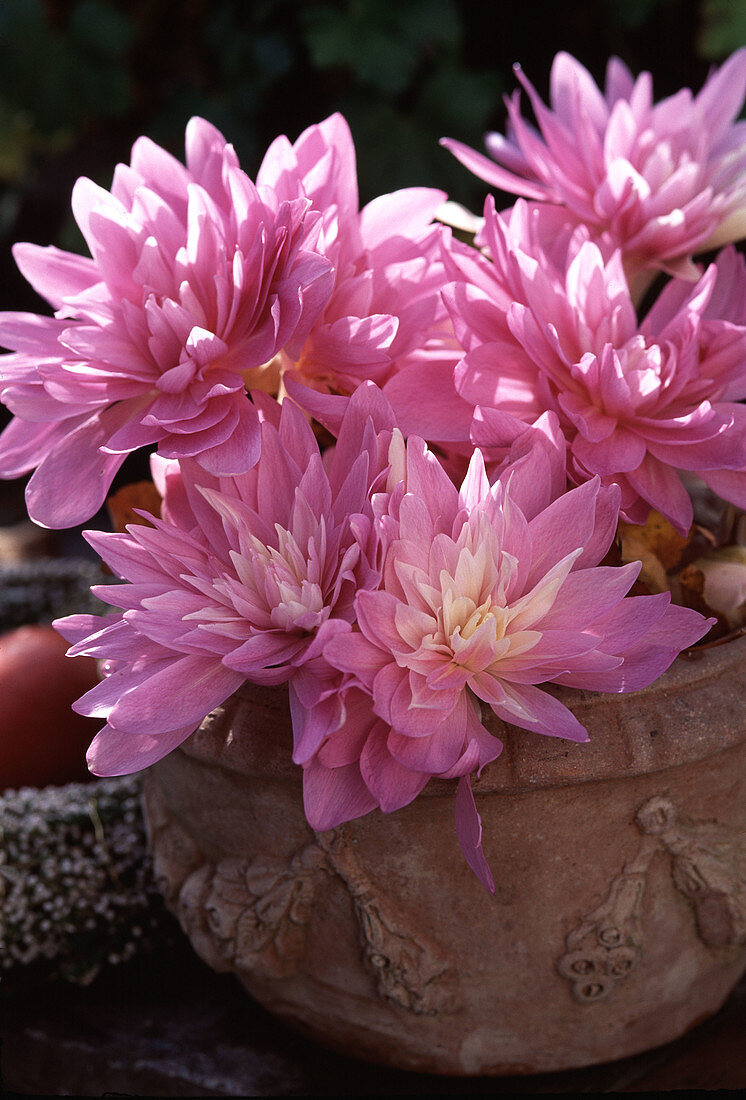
557, 795, 746, 1004
144, 783, 459, 1014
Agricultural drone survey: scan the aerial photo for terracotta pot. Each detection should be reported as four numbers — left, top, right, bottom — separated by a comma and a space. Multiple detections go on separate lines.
142, 635, 746, 1075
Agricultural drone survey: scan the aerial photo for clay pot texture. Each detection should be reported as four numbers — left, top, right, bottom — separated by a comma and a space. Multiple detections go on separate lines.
142, 634, 746, 1075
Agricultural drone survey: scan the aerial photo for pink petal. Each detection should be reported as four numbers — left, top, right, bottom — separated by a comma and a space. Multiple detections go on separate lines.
193, 399, 262, 476
492, 682, 590, 741
302, 758, 378, 831
624, 454, 693, 533
359, 726, 429, 812
12, 243, 99, 308
0, 417, 72, 478
441, 137, 550, 202
109, 655, 243, 735
25, 412, 129, 528
87, 720, 197, 776
384, 361, 474, 442
454, 777, 495, 894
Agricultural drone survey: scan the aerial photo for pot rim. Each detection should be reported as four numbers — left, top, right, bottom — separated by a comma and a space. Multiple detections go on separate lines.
177, 632, 746, 796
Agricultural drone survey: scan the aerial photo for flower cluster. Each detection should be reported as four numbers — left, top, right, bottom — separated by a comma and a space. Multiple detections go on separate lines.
397, 199, 746, 533
442, 50, 746, 280
3, 52, 744, 888
55, 395, 709, 890
0, 115, 447, 528
57, 385, 393, 775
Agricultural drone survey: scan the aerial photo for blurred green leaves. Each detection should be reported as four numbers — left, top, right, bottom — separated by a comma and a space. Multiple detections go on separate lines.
124, 0, 498, 205
600, 0, 663, 31
302, 0, 460, 95
0, 0, 742, 254
0, 0, 132, 182
699, 0, 746, 59
299, 0, 496, 201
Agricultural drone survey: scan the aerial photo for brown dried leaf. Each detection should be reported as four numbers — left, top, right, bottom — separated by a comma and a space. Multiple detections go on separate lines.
618, 511, 689, 594
689, 547, 746, 628
619, 531, 669, 594
679, 563, 705, 599
677, 562, 730, 640
620, 511, 689, 569
618, 512, 692, 596
106, 481, 162, 534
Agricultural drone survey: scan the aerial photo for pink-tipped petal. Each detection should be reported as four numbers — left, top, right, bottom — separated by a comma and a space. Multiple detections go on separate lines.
455, 777, 495, 894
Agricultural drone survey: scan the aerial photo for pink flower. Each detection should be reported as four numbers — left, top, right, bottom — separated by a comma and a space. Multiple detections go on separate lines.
444, 199, 746, 533
312, 422, 712, 889
255, 113, 456, 394
0, 118, 334, 527
53, 384, 395, 777
443, 50, 746, 279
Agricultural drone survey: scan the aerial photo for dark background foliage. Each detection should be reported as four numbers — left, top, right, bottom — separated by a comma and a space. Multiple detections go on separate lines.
1, 0, 742, 280
0, 0, 743, 535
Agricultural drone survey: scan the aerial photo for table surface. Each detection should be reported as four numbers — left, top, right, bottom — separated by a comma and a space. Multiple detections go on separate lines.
3, 942, 745, 1096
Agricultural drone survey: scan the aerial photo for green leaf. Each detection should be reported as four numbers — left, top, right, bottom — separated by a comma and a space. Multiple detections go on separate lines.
698, 0, 746, 60
418, 63, 497, 134
68, 0, 133, 59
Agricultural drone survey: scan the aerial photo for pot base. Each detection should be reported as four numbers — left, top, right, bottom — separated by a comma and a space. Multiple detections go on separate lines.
143, 640, 746, 1075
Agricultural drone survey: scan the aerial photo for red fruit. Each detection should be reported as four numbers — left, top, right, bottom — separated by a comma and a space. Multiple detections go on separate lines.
0, 624, 101, 790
